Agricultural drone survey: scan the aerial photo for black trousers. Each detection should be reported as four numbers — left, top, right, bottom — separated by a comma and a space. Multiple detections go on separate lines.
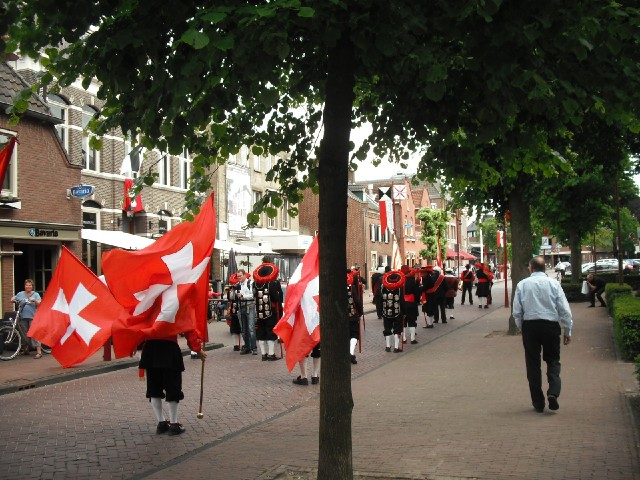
461, 283, 473, 304
521, 320, 561, 407
589, 287, 605, 306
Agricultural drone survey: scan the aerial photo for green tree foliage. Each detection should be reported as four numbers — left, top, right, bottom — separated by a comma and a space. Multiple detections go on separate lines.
416, 208, 449, 260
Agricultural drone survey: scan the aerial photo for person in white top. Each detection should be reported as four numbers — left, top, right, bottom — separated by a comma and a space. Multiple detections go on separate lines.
513, 256, 573, 413
237, 269, 257, 355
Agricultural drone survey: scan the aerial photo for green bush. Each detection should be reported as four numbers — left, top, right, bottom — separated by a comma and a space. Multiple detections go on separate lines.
562, 283, 586, 303
605, 283, 633, 313
612, 295, 640, 361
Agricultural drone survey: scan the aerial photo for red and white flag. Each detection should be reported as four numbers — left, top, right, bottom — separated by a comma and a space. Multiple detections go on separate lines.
0, 136, 18, 188
273, 236, 320, 372
496, 230, 503, 248
378, 187, 394, 234
28, 246, 124, 368
103, 195, 216, 357
123, 178, 144, 214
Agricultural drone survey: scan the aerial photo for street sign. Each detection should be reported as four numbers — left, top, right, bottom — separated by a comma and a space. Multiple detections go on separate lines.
69, 184, 95, 198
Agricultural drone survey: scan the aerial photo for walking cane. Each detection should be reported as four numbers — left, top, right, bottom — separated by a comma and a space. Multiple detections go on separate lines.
358, 317, 362, 353
197, 354, 205, 419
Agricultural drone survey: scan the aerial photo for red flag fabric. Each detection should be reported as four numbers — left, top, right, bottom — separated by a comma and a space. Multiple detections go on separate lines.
273, 236, 320, 372
123, 178, 144, 214
0, 136, 18, 189
103, 195, 216, 357
378, 187, 394, 233
28, 246, 125, 368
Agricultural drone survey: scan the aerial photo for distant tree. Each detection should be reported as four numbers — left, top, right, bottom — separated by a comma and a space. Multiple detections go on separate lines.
416, 208, 449, 261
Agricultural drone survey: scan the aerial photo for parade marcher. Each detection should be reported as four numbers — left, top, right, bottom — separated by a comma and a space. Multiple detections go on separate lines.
253, 262, 284, 361
421, 266, 447, 327
585, 274, 607, 308
226, 274, 242, 351
292, 342, 321, 385
475, 263, 494, 309
140, 329, 206, 436
237, 269, 257, 355
400, 265, 420, 344
348, 269, 363, 364
371, 266, 388, 319
460, 264, 475, 305
444, 268, 460, 320
381, 270, 405, 352
513, 256, 573, 413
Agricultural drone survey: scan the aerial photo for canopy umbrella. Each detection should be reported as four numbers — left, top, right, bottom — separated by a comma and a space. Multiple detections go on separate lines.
445, 247, 476, 261
226, 248, 238, 285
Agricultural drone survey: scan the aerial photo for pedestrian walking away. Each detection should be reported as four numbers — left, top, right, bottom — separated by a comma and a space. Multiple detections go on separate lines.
513, 256, 573, 413
460, 264, 475, 305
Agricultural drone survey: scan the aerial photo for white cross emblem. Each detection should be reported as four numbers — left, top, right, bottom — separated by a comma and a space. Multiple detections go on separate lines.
133, 242, 209, 323
53, 283, 101, 346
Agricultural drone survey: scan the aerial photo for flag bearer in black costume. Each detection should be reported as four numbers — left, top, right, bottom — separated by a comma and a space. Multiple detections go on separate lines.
226, 274, 242, 351
400, 265, 421, 344
253, 263, 284, 361
381, 270, 406, 352
421, 266, 447, 328
347, 269, 363, 364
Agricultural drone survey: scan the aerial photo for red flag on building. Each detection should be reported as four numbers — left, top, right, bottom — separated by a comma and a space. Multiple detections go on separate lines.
378, 187, 394, 234
28, 246, 125, 368
123, 178, 144, 214
273, 236, 320, 372
0, 136, 18, 188
103, 195, 215, 357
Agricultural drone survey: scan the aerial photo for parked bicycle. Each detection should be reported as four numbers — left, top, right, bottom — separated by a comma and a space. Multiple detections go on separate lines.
0, 301, 51, 361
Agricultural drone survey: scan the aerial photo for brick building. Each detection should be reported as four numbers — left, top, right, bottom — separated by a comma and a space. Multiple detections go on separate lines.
0, 61, 82, 312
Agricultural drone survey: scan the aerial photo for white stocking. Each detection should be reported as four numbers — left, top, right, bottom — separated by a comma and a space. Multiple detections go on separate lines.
312, 357, 321, 377
258, 340, 267, 355
385, 335, 391, 348
349, 338, 358, 355
167, 401, 179, 424
150, 397, 164, 422
297, 358, 307, 379
409, 327, 416, 341
267, 340, 275, 356
393, 335, 400, 349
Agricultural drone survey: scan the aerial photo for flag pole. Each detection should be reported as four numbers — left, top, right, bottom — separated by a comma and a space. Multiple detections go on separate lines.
197, 354, 205, 419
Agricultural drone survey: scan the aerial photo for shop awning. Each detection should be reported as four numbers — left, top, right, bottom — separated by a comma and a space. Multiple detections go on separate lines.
445, 247, 476, 261
214, 239, 277, 255
81, 229, 155, 250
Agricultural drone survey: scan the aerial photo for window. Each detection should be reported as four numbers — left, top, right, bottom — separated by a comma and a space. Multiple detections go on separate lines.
265, 155, 272, 172
267, 196, 277, 228
253, 152, 261, 172
281, 199, 290, 230
179, 148, 190, 189
376, 225, 381, 242
0, 132, 17, 197
370, 224, 375, 242
82, 106, 99, 171
47, 94, 68, 149
240, 145, 249, 167
158, 155, 170, 186
253, 190, 263, 226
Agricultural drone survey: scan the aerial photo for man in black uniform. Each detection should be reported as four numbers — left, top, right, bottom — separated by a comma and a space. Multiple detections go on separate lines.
381, 270, 405, 352
253, 263, 284, 361
401, 265, 421, 344
348, 269, 363, 364
421, 266, 447, 327
585, 274, 607, 307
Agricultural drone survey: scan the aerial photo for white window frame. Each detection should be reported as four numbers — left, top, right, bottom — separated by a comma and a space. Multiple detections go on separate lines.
82, 105, 99, 172
0, 131, 18, 197
253, 190, 263, 227
47, 94, 68, 151
370, 224, 375, 242
253, 152, 261, 172
265, 155, 272, 172
178, 147, 190, 190
281, 199, 290, 230
158, 154, 170, 186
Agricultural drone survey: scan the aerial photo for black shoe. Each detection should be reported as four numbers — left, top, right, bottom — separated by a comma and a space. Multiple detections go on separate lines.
168, 423, 186, 436
311, 376, 319, 385
470, 303, 473, 306
156, 420, 170, 434
267, 354, 280, 361
548, 395, 559, 411
190, 353, 198, 359
240, 348, 251, 355
434, 320, 439, 323
402, 339, 407, 344
262, 354, 268, 361
393, 348, 401, 353
484, 305, 489, 309
385, 347, 391, 352
425, 325, 434, 329
442, 320, 448, 323
252, 349, 258, 355
292, 376, 309, 385
411, 340, 418, 344
533, 404, 545, 413
350, 355, 358, 364
599, 303, 607, 307
588, 305, 595, 308
233, 345, 240, 351
449, 316, 455, 320
479, 305, 483, 309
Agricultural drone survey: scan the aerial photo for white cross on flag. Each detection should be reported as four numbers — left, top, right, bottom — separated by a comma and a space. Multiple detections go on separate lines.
103, 195, 216, 358
273, 236, 320, 372
28, 246, 125, 367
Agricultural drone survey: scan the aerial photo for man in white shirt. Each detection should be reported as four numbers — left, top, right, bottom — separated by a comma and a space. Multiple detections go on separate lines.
513, 256, 573, 413
237, 269, 257, 355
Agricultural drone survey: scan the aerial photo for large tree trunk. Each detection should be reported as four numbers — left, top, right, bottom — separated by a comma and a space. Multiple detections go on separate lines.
507, 182, 533, 334
569, 229, 582, 283
317, 32, 355, 480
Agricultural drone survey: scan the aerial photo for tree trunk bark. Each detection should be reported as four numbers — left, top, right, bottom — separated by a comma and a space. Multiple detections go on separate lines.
569, 229, 581, 283
316, 31, 355, 480
507, 181, 532, 334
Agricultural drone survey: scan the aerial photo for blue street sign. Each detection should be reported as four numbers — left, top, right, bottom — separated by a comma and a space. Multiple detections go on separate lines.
69, 184, 95, 198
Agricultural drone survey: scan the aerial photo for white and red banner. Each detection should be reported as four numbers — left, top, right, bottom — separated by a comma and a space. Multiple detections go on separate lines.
123, 178, 144, 214
378, 187, 394, 234
273, 236, 320, 372
28, 246, 125, 368
0, 136, 18, 189
103, 195, 215, 357
496, 230, 504, 248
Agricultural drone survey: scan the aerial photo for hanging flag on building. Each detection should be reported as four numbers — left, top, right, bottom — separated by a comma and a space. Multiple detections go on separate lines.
0, 136, 18, 188
123, 178, 144, 214
497, 230, 504, 248
273, 236, 320, 372
119, 145, 143, 177
378, 186, 394, 234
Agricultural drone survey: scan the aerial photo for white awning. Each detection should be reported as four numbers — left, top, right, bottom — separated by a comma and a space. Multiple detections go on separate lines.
214, 239, 276, 255
81, 229, 155, 250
